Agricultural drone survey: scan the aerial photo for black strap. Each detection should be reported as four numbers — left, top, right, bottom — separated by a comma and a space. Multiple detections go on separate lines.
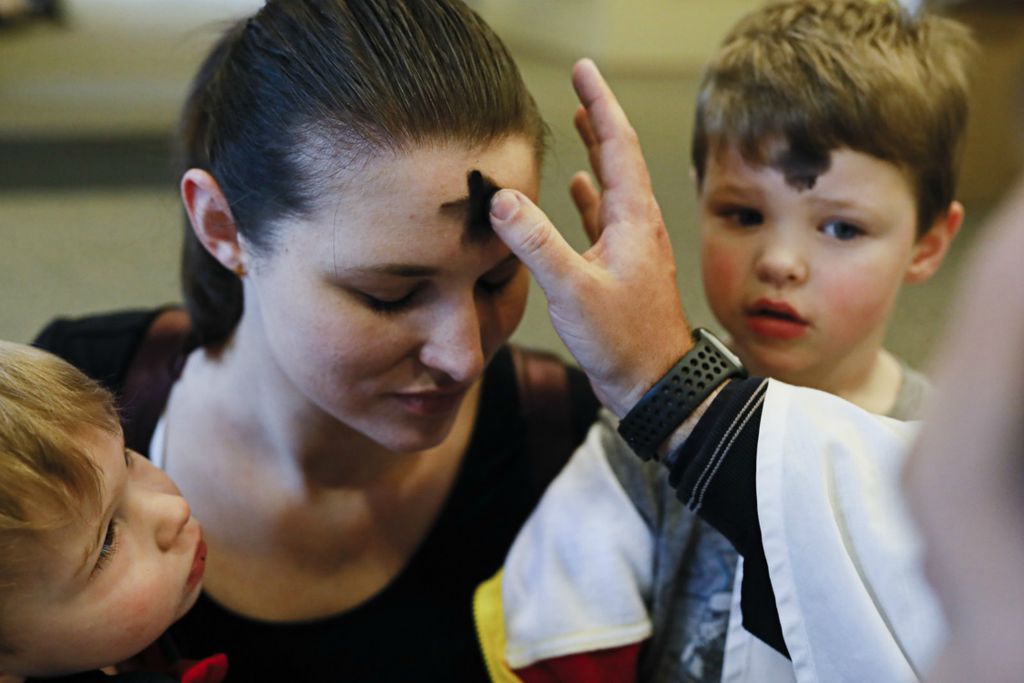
509, 345, 578, 495
119, 308, 190, 453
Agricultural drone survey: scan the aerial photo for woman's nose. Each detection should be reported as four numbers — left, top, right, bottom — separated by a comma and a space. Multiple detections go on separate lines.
419, 301, 486, 383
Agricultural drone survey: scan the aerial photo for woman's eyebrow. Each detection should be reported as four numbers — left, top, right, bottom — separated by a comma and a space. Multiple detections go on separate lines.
346, 264, 440, 278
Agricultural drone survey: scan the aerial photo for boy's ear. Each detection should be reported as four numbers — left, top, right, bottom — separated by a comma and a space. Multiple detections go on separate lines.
905, 201, 965, 284
689, 166, 701, 194
180, 169, 246, 273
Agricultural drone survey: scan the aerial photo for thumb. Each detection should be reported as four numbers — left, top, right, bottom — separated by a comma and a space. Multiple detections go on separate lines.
490, 189, 585, 296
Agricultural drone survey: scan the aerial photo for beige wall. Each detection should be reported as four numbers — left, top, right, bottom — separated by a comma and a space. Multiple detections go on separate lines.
1, 1, 1017, 371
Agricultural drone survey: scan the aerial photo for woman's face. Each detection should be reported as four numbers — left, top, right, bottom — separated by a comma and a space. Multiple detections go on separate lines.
241, 138, 539, 452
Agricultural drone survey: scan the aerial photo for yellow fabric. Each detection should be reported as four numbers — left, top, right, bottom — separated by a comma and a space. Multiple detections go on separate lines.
473, 569, 523, 683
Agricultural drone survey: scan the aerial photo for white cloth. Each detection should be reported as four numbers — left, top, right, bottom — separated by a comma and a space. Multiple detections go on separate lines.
496, 380, 946, 682
747, 380, 945, 683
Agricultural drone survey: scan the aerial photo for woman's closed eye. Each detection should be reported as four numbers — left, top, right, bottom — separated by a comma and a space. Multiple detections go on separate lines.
477, 263, 520, 295
360, 289, 418, 315
821, 219, 864, 241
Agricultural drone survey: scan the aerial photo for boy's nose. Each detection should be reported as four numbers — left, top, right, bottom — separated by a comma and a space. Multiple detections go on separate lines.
755, 245, 809, 287
154, 493, 192, 552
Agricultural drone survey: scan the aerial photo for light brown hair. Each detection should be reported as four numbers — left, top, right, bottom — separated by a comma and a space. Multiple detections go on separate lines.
0, 341, 119, 651
691, 0, 975, 235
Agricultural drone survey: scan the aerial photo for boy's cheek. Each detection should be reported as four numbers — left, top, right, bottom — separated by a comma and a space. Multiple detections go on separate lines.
701, 242, 745, 307
817, 275, 895, 338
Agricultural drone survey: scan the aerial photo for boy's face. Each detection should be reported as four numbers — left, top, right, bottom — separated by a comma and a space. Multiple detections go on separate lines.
698, 144, 927, 383
0, 429, 205, 677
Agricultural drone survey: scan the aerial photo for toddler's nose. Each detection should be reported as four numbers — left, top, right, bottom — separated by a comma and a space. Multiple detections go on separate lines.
154, 493, 192, 551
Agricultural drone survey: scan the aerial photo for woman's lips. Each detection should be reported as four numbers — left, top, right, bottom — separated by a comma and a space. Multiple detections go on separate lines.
392, 387, 467, 417
745, 299, 809, 340
186, 535, 207, 590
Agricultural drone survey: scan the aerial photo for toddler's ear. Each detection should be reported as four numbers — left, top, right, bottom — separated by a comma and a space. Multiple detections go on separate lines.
181, 169, 247, 274
905, 201, 965, 284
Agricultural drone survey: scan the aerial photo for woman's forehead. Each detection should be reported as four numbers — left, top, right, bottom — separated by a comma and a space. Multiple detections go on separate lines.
281, 139, 537, 259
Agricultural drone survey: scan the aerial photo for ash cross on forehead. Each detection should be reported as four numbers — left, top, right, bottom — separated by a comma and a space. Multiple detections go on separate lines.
440, 170, 501, 245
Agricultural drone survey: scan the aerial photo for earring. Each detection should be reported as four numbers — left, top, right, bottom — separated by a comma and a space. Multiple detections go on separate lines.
233, 263, 247, 278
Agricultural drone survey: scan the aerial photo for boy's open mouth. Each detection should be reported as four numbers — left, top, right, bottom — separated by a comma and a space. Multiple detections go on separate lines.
746, 299, 808, 324
745, 300, 810, 340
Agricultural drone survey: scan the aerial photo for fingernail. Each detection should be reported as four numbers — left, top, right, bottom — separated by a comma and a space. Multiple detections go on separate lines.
490, 190, 520, 222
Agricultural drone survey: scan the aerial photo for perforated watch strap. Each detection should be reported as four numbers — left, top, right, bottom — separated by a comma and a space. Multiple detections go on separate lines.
616, 328, 746, 461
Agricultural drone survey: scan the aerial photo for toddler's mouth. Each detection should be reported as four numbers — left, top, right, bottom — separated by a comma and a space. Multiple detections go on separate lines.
747, 299, 807, 324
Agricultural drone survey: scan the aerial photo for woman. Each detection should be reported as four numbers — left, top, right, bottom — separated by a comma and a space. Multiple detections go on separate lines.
34, 1, 598, 679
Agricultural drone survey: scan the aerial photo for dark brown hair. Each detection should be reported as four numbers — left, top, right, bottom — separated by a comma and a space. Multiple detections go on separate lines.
691, 0, 975, 236
178, 0, 545, 347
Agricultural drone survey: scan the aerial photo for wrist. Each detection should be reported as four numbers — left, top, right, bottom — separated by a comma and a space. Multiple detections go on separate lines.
609, 339, 695, 418
616, 328, 745, 461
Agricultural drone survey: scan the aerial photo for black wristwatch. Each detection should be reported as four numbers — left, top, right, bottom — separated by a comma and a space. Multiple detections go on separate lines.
617, 328, 746, 461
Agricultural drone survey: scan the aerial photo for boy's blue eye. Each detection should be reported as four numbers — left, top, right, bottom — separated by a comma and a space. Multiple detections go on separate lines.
821, 220, 863, 241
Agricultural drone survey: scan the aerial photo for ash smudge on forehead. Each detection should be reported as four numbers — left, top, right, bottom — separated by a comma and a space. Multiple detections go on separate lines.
465, 169, 500, 244
772, 141, 831, 191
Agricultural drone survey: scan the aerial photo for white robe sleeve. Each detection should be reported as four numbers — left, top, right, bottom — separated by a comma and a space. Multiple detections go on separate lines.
747, 380, 946, 683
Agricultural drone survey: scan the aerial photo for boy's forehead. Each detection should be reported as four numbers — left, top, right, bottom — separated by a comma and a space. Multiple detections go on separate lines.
710, 136, 832, 192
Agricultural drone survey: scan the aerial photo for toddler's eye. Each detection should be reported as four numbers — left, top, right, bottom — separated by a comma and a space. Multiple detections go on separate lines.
821, 220, 863, 241
93, 520, 120, 575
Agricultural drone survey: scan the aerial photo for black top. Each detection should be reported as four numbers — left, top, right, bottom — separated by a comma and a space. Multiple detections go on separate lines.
35, 309, 600, 682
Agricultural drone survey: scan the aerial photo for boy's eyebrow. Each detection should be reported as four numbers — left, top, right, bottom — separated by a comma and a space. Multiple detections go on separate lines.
703, 181, 763, 198
809, 195, 884, 220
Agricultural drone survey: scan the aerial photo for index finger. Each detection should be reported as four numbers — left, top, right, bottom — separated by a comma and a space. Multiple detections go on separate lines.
571, 59, 654, 203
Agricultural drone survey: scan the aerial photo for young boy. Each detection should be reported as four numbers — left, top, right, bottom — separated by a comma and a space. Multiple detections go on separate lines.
692, 0, 973, 419
0, 341, 223, 682
475, 2, 971, 681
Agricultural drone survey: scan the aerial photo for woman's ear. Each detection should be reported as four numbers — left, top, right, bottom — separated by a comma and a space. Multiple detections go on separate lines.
181, 169, 246, 273
905, 201, 965, 284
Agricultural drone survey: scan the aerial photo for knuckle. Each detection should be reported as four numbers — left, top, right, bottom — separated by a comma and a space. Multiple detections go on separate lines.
518, 218, 552, 256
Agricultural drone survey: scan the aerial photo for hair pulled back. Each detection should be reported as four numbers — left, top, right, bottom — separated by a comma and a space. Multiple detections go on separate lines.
179, 0, 545, 347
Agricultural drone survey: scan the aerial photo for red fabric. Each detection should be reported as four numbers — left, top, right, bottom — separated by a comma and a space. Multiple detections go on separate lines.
180, 653, 229, 683
514, 643, 642, 683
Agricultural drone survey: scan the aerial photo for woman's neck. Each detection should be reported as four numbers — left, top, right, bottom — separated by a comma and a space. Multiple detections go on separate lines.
173, 320, 478, 491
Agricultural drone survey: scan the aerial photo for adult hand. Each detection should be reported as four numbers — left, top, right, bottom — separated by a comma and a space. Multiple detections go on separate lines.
489, 59, 691, 417
903, 173, 1024, 683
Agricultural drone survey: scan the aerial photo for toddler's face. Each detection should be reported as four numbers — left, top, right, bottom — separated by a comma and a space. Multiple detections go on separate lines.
0, 429, 204, 677
698, 144, 926, 385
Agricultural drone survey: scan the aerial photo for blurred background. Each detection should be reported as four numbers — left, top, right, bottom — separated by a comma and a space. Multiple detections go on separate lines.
1, 0, 1022, 370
